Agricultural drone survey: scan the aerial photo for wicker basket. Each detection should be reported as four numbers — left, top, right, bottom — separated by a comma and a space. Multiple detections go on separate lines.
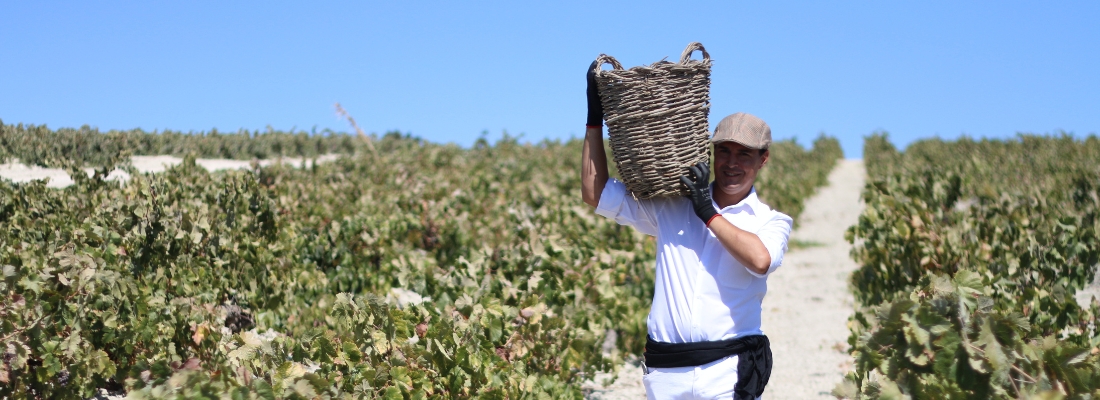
593, 42, 712, 199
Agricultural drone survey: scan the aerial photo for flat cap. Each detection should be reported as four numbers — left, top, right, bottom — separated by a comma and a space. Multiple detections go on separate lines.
711, 112, 771, 149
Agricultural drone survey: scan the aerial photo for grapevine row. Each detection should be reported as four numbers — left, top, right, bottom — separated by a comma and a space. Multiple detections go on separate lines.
1, 125, 841, 398
838, 134, 1100, 399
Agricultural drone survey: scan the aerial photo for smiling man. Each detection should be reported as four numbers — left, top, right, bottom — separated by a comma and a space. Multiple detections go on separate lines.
582, 66, 793, 400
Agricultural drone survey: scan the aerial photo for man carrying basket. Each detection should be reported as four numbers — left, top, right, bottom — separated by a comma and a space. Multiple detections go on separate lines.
581, 63, 793, 400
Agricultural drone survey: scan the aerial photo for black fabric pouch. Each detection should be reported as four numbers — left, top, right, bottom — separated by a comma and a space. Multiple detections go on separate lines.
644, 334, 772, 400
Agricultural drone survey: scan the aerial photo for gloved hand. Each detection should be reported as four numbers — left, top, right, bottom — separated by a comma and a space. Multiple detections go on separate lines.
586, 60, 604, 127
680, 162, 720, 226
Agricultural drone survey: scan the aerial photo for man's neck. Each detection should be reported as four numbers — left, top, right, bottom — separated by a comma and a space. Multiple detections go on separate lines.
712, 185, 752, 209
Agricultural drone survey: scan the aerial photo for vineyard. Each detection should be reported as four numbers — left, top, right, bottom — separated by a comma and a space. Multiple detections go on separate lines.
0, 122, 842, 399
0, 120, 362, 170
837, 134, 1100, 398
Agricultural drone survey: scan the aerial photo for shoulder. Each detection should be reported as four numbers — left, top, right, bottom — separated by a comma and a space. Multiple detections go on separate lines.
750, 198, 793, 227
610, 179, 688, 210
596, 179, 688, 222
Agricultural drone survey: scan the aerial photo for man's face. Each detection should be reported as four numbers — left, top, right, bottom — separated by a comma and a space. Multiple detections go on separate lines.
712, 141, 769, 199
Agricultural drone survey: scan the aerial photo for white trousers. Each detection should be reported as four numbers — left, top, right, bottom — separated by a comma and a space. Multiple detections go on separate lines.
642, 355, 762, 400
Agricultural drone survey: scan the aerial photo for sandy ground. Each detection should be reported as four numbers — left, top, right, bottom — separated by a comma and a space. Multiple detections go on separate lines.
759, 159, 865, 399
1078, 283, 1100, 309
0, 154, 343, 188
584, 160, 866, 399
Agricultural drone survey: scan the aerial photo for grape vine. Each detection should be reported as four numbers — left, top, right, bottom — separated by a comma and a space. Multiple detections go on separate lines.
0, 124, 841, 399
837, 133, 1100, 399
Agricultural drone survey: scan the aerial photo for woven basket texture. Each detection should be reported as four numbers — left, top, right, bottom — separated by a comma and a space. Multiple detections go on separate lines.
593, 42, 712, 199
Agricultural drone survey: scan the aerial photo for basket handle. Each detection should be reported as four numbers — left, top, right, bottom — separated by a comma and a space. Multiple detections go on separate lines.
592, 54, 624, 73
678, 42, 709, 64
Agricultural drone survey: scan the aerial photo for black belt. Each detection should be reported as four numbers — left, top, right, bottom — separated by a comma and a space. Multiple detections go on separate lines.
644, 334, 772, 400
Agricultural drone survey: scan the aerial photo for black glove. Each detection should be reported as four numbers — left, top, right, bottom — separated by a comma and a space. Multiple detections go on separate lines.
680, 162, 719, 225
586, 60, 604, 127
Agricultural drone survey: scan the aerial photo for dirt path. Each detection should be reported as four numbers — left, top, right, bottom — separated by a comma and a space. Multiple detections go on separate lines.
760, 159, 865, 399
584, 159, 866, 399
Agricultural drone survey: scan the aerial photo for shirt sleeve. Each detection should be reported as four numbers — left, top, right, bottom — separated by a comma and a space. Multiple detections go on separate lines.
594, 178, 660, 236
748, 212, 793, 278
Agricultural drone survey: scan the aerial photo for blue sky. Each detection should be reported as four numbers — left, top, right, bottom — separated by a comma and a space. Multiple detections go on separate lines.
2, 1, 1097, 158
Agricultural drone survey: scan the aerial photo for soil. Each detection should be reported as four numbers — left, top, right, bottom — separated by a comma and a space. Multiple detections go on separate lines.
758, 159, 865, 399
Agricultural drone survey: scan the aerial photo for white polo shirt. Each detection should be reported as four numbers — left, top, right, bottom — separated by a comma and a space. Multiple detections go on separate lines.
595, 178, 793, 344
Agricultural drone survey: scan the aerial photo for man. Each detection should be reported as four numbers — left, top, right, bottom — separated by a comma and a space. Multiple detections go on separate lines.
582, 64, 792, 399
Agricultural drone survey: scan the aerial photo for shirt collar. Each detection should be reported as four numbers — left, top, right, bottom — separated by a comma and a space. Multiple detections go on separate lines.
709, 185, 766, 215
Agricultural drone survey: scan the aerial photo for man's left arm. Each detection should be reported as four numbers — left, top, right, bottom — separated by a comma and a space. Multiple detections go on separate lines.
680, 162, 792, 276
708, 218, 772, 276
709, 216, 791, 276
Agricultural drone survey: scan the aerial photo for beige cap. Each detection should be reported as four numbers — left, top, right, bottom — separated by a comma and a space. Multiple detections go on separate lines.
711, 112, 771, 149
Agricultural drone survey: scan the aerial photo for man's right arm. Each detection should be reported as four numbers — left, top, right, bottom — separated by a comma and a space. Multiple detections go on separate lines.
581, 106, 659, 235
581, 126, 608, 208
581, 60, 609, 208
580, 59, 658, 237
